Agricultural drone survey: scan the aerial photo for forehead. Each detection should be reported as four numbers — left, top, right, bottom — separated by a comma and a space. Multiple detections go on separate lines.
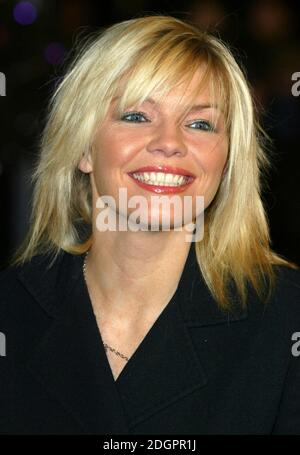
114, 96, 221, 117
112, 66, 224, 114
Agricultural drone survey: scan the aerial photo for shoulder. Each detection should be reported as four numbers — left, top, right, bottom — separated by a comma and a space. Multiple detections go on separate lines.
0, 256, 47, 325
274, 264, 300, 286
267, 265, 300, 433
0, 253, 57, 300
0, 250, 81, 321
245, 264, 300, 332
271, 264, 300, 306
273, 264, 300, 323
0, 263, 27, 305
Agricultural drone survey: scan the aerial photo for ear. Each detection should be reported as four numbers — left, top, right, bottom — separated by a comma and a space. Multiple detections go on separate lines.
78, 149, 93, 174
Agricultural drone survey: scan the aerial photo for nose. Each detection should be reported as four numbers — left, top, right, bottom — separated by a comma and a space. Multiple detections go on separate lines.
146, 120, 188, 157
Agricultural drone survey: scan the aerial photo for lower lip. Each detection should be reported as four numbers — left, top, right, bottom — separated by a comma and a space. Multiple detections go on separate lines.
127, 174, 195, 194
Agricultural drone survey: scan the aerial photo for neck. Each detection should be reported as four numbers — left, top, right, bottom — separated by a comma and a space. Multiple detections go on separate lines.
83, 227, 192, 325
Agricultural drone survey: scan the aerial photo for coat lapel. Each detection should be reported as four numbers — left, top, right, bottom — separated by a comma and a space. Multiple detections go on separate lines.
17, 245, 248, 433
18, 251, 130, 434
114, 245, 248, 428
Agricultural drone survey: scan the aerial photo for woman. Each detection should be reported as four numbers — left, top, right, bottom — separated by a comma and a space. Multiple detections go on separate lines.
1, 15, 300, 435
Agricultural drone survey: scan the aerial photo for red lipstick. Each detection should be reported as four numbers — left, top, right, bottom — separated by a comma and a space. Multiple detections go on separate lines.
127, 165, 195, 194
129, 165, 195, 177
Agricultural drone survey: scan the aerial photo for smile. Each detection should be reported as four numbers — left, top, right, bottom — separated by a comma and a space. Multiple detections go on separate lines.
131, 172, 190, 186
127, 170, 195, 194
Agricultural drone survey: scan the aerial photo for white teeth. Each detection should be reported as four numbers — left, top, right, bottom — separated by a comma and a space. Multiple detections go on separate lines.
157, 172, 165, 182
131, 172, 190, 186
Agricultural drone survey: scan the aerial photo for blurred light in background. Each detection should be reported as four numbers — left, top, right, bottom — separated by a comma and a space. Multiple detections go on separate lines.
13, 1, 38, 26
43, 42, 66, 65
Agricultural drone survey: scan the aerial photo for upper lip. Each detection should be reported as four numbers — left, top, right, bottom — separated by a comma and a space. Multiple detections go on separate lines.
128, 166, 195, 178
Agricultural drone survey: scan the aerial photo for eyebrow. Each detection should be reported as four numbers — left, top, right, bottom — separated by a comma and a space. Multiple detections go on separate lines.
188, 103, 220, 112
112, 96, 220, 111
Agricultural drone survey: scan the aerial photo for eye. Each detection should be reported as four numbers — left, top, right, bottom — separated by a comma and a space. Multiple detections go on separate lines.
120, 111, 149, 123
187, 120, 216, 132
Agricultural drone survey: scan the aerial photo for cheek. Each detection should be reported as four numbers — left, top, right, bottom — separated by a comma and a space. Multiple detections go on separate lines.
95, 127, 141, 168
213, 134, 228, 163
91, 131, 135, 195
208, 151, 228, 177
194, 139, 228, 178
93, 137, 121, 172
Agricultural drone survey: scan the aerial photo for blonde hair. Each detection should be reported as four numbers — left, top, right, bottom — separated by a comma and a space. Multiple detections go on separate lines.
10, 14, 298, 311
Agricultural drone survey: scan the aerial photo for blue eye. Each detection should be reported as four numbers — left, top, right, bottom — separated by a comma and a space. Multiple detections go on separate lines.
120, 111, 149, 122
119, 112, 216, 131
188, 120, 216, 132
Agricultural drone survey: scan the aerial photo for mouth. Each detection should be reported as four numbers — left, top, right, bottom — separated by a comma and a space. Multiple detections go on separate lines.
127, 166, 196, 194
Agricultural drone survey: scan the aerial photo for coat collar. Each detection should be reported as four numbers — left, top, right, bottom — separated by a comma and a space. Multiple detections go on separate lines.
17, 245, 248, 433
17, 245, 247, 327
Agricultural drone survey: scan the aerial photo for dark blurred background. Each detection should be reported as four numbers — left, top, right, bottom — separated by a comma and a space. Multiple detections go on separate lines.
0, 0, 299, 269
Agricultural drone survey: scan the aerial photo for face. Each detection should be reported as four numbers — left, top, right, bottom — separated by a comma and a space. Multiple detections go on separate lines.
78, 67, 229, 232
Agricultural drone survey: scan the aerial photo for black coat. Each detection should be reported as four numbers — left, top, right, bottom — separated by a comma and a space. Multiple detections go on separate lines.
0, 245, 300, 435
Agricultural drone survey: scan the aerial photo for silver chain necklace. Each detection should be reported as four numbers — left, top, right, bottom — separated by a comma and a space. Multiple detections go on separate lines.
82, 251, 129, 362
